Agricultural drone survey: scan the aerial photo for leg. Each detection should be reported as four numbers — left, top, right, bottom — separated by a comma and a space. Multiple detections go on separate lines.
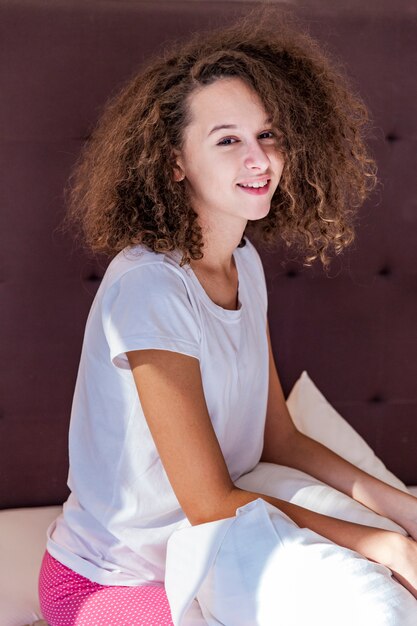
38, 551, 174, 626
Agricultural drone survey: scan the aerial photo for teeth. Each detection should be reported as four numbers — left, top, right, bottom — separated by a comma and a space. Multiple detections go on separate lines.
240, 180, 268, 188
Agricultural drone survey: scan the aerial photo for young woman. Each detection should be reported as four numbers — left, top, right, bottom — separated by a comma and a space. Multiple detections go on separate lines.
39, 9, 417, 626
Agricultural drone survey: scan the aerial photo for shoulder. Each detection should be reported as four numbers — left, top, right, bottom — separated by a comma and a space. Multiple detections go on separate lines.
101, 245, 192, 298
98, 246, 201, 367
96, 245, 201, 333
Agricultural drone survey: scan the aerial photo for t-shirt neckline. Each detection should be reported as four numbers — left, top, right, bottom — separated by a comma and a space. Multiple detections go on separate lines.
169, 248, 243, 322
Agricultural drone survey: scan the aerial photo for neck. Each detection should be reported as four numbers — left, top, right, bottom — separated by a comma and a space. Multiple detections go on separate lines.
189, 218, 246, 275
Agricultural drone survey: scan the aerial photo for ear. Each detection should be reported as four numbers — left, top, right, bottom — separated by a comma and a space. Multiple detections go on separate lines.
173, 167, 185, 182
172, 148, 185, 182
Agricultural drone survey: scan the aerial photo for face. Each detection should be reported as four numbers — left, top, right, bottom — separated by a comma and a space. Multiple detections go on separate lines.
173, 77, 285, 231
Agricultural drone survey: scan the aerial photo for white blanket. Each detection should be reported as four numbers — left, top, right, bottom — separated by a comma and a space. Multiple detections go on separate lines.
165, 464, 417, 626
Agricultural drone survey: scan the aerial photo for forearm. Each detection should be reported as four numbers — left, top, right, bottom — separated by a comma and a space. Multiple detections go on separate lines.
236, 488, 417, 598
220, 487, 400, 570
193, 485, 395, 562
191, 486, 417, 599
261, 430, 416, 533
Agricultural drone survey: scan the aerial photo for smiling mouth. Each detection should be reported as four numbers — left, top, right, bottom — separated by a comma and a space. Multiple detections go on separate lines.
237, 178, 270, 188
237, 180, 271, 195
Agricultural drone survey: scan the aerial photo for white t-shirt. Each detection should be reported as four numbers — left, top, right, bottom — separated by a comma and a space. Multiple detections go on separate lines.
47, 237, 269, 586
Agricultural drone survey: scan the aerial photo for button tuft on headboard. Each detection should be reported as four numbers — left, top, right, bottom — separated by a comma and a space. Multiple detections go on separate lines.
369, 394, 384, 403
85, 273, 103, 282
286, 269, 298, 278
378, 266, 391, 276
385, 132, 400, 143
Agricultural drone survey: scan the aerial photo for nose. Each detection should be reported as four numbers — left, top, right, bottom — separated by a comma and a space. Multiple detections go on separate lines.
244, 141, 270, 171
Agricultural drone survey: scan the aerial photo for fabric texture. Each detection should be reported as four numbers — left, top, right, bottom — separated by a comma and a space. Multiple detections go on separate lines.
46, 239, 269, 587
38, 550, 174, 625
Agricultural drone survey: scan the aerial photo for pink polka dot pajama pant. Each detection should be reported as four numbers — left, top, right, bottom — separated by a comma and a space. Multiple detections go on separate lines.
38, 550, 174, 625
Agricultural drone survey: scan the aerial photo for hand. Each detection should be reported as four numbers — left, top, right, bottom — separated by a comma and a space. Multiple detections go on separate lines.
395, 492, 417, 542
387, 534, 417, 599
404, 520, 417, 542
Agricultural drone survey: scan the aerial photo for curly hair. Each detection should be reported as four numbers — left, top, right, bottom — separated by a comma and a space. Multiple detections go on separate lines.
66, 6, 377, 268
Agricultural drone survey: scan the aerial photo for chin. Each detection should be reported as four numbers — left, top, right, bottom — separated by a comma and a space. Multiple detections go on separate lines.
245, 205, 271, 221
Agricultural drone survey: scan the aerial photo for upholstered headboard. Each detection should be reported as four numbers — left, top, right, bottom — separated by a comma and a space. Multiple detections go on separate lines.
1, 0, 416, 509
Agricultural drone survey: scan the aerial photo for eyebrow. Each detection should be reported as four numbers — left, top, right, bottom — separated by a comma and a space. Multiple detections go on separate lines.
208, 117, 273, 137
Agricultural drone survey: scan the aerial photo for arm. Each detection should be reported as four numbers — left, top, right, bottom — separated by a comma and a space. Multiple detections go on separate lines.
262, 321, 417, 539
127, 348, 417, 598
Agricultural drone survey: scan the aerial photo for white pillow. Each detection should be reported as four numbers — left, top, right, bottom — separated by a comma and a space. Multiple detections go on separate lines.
237, 370, 410, 540
198, 373, 416, 626
181, 498, 417, 626
286, 370, 408, 492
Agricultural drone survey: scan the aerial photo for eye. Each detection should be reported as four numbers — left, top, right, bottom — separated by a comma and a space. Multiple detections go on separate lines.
259, 131, 276, 140
217, 137, 238, 146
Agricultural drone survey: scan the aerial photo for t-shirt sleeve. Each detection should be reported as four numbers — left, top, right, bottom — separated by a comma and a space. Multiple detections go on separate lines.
102, 262, 201, 369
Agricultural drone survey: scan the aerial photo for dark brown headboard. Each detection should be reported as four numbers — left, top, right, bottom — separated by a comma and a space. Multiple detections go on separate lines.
1, 0, 416, 509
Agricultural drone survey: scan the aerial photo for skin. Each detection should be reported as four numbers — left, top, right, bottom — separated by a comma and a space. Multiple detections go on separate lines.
173, 77, 284, 306
127, 77, 417, 599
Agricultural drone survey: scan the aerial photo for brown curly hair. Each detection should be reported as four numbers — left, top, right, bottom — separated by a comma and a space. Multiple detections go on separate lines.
66, 7, 377, 268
